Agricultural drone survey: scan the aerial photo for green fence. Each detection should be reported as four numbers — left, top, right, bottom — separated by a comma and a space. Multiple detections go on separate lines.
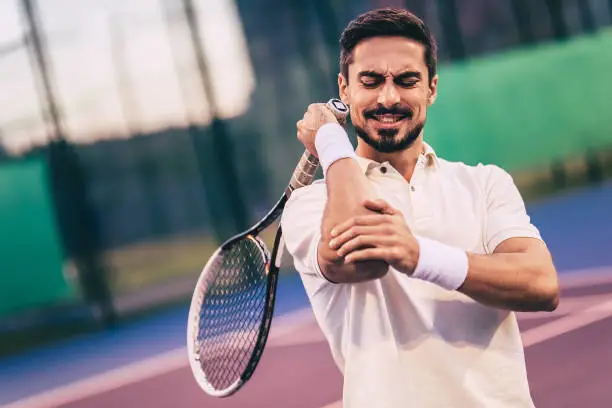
426, 28, 612, 171
0, 157, 73, 316
1, 28, 611, 320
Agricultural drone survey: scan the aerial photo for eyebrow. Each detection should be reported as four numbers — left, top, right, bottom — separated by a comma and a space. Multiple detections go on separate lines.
358, 70, 422, 80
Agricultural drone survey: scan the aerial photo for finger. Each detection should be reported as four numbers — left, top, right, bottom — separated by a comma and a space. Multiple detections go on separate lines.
307, 103, 337, 128
363, 198, 398, 215
296, 129, 317, 156
303, 144, 316, 156
301, 141, 316, 156
321, 105, 340, 123
329, 225, 389, 250
345, 247, 393, 264
336, 235, 394, 257
330, 214, 392, 237
302, 110, 317, 131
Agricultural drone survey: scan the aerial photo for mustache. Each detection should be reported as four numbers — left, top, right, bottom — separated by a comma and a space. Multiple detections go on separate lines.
364, 105, 413, 118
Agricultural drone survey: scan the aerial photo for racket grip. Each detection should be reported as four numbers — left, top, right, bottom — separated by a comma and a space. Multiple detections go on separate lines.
287, 98, 349, 194
288, 151, 320, 192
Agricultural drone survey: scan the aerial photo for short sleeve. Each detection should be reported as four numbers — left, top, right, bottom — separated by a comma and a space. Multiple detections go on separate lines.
483, 165, 542, 253
280, 182, 328, 279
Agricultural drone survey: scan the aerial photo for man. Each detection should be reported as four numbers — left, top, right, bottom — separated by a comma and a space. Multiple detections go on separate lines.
281, 7, 560, 408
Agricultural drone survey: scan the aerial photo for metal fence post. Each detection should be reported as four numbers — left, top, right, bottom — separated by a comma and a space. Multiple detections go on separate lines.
510, 0, 535, 45
180, 0, 250, 242
19, 0, 116, 327
577, 0, 596, 33
544, 0, 569, 40
436, 0, 466, 61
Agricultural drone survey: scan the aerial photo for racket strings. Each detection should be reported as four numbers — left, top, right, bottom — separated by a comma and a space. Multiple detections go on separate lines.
194, 237, 269, 391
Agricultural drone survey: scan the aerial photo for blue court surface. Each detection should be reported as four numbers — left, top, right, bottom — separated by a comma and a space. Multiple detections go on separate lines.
0, 181, 610, 405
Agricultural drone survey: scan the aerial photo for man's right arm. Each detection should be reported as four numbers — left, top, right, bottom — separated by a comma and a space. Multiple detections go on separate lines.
294, 104, 388, 283
315, 138, 389, 283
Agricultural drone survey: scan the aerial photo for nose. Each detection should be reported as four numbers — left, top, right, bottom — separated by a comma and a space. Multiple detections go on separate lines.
377, 81, 400, 108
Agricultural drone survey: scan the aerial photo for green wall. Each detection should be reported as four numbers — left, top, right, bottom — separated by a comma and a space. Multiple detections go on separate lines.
0, 157, 73, 316
426, 29, 612, 170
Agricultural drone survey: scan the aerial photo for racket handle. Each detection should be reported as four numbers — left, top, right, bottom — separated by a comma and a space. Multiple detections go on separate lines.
288, 151, 320, 192
287, 99, 349, 194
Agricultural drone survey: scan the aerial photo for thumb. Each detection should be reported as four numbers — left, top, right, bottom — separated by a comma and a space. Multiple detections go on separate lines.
364, 198, 397, 215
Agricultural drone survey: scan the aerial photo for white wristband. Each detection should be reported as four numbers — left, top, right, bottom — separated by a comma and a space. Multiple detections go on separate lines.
315, 123, 357, 176
413, 236, 469, 291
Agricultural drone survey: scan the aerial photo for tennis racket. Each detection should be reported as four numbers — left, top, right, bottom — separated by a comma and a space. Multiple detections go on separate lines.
187, 98, 349, 397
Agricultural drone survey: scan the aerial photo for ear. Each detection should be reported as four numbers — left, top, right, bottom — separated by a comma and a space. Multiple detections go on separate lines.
427, 74, 438, 106
338, 73, 349, 105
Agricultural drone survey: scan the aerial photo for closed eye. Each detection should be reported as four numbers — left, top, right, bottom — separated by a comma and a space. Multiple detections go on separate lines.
358, 71, 384, 88
395, 73, 421, 88
396, 78, 418, 88
361, 77, 383, 88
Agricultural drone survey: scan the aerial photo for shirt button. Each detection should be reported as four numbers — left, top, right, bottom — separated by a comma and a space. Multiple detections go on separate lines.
380, 166, 387, 174
410, 186, 416, 192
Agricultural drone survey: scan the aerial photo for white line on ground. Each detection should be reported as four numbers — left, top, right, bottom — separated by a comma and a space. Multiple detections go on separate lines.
320, 297, 612, 408
558, 265, 612, 288
521, 298, 612, 347
516, 293, 612, 320
320, 401, 342, 408
5, 266, 612, 408
3, 348, 188, 408
3, 308, 315, 408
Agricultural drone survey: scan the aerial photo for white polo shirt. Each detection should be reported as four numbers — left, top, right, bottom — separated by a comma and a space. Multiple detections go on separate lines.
281, 141, 541, 408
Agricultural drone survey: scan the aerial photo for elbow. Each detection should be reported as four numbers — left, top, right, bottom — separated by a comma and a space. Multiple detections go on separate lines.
318, 243, 388, 283
318, 223, 388, 283
533, 272, 560, 312
323, 260, 388, 283
539, 284, 560, 312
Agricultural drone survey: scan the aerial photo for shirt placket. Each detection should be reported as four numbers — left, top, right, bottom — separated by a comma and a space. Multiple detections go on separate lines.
371, 163, 412, 228
409, 156, 435, 235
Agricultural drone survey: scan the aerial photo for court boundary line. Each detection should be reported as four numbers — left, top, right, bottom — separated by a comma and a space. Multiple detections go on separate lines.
2, 308, 315, 408
319, 294, 612, 408
521, 297, 612, 347
516, 292, 611, 320
5, 266, 611, 408
558, 265, 612, 288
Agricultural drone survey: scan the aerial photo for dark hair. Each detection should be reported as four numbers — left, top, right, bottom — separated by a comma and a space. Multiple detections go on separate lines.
339, 8, 437, 84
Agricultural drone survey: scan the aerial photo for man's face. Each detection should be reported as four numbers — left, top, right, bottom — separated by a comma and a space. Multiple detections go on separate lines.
339, 36, 437, 153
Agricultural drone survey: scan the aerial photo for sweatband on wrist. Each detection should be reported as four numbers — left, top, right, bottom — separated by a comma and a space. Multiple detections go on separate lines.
314, 123, 357, 176
413, 236, 469, 291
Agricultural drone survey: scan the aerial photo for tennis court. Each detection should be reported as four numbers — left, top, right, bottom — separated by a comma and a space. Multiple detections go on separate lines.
2, 267, 612, 408
2, 182, 611, 408
2, 2, 612, 407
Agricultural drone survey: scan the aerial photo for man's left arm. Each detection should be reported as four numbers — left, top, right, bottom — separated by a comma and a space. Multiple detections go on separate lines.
459, 237, 559, 312
460, 164, 559, 312
328, 165, 560, 312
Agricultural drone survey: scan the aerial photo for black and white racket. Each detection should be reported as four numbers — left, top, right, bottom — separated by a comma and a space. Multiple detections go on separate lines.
187, 98, 349, 397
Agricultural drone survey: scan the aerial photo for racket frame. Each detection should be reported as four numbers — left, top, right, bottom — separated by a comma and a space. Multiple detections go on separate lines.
187, 98, 348, 397
186, 197, 286, 397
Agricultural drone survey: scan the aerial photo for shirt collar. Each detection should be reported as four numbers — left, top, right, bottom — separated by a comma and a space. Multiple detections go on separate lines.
355, 141, 440, 174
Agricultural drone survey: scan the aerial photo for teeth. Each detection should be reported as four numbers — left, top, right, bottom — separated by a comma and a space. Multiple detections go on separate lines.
379, 116, 400, 123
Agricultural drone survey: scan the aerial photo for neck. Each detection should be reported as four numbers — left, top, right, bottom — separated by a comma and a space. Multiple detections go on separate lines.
356, 135, 425, 182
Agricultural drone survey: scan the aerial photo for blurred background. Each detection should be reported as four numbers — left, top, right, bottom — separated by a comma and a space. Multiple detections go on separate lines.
0, 0, 611, 406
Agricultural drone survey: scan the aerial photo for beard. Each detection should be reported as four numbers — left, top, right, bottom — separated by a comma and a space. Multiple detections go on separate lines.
354, 118, 426, 154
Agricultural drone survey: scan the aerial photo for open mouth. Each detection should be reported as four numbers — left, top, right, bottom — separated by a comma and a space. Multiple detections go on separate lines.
364, 108, 412, 127
367, 113, 411, 129
372, 114, 409, 124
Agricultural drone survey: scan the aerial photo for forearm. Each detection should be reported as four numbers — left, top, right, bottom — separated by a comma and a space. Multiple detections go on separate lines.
459, 246, 559, 312
322, 158, 375, 233
317, 158, 388, 282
